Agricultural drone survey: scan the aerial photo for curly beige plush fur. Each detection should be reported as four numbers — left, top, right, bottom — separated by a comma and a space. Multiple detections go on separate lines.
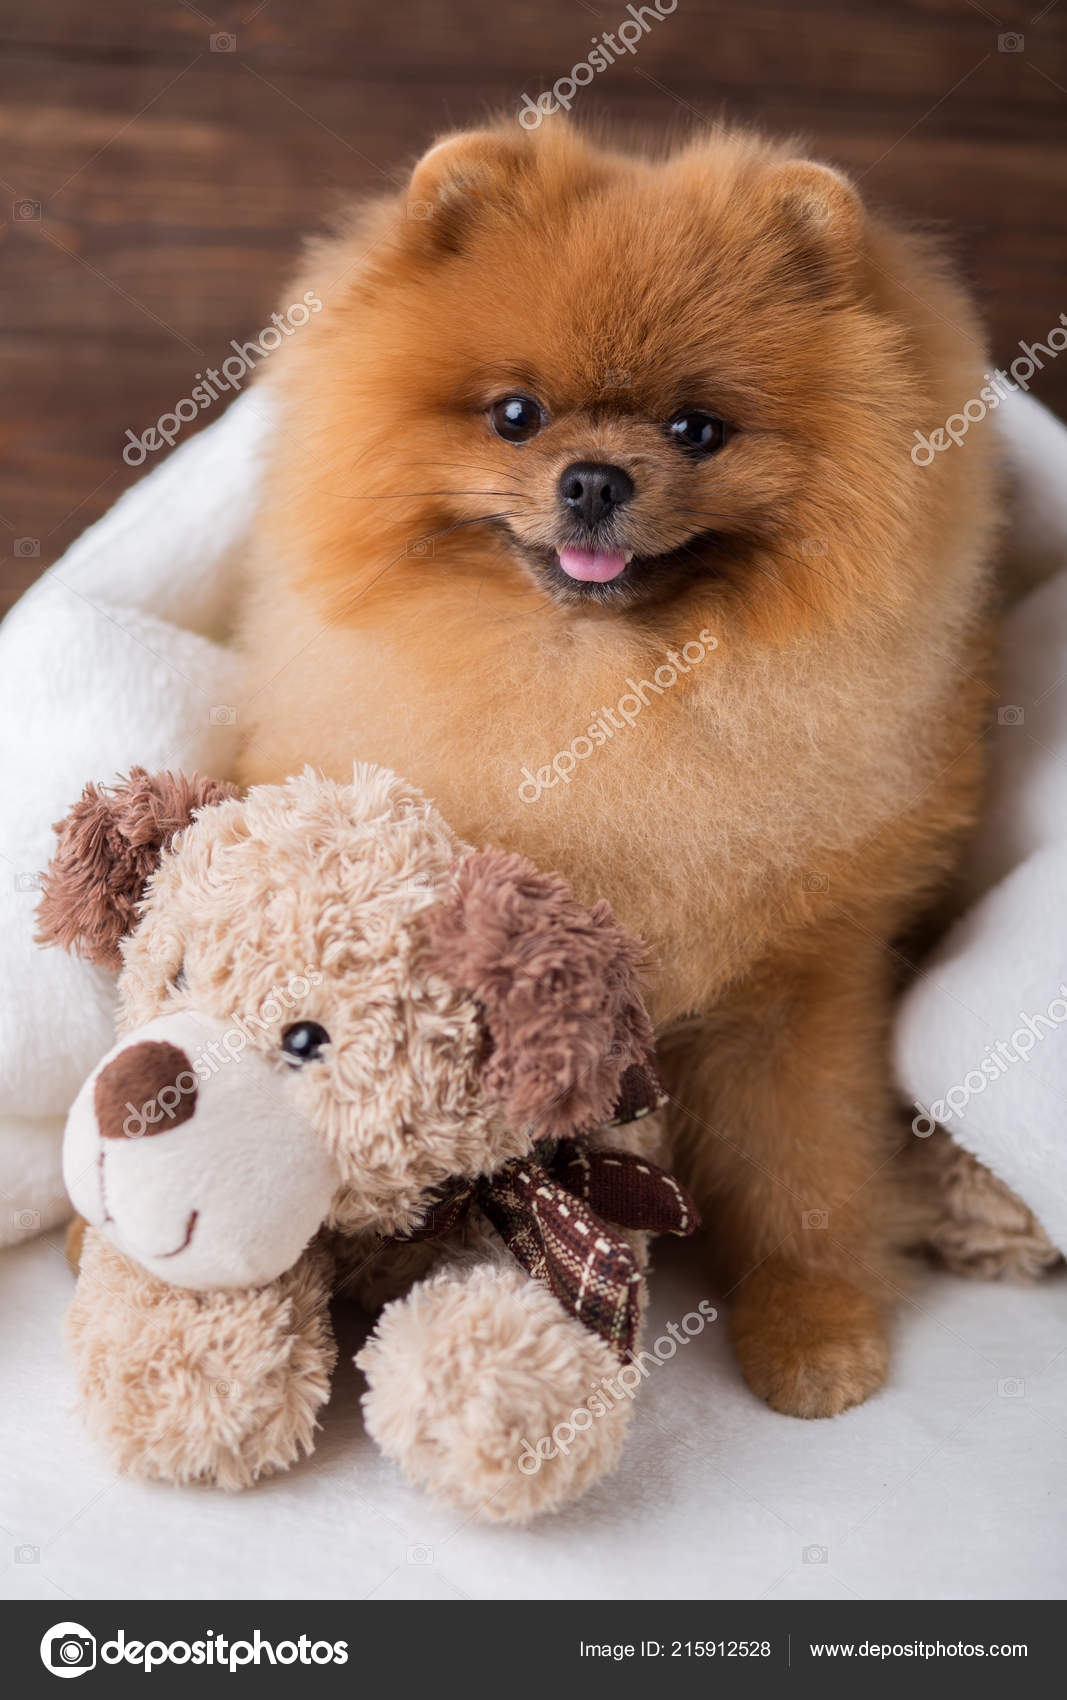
45, 765, 669, 1520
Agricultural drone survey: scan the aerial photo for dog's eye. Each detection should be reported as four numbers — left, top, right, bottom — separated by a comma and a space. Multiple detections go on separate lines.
668, 409, 727, 454
489, 393, 544, 444
281, 1021, 331, 1065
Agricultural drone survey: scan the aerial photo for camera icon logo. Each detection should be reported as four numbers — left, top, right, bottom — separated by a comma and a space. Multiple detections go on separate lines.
14, 871, 42, 892
14, 537, 40, 558
210, 32, 237, 51
400, 871, 437, 900
602, 368, 632, 389
803, 1209, 829, 1230
407, 201, 435, 221
406, 1543, 434, 1564
998, 32, 1024, 52
998, 705, 1024, 726
404, 537, 435, 557
997, 1377, 1025, 1398
803, 1544, 829, 1564
803, 871, 829, 893
15, 1543, 40, 1563
40, 1622, 96, 1678
209, 704, 238, 726
13, 199, 41, 220
801, 534, 828, 557
12, 1208, 41, 1232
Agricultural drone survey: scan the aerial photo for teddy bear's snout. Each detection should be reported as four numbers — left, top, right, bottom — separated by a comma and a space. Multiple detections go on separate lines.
63, 1009, 344, 1290
93, 1040, 198, 1141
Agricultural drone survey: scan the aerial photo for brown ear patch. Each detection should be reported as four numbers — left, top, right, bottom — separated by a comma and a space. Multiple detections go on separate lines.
36, 768, 238, 970
422, 847, 655, 1138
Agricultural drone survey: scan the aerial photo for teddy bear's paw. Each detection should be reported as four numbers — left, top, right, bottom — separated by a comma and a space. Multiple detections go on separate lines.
358, 1260, 635, 1523
67, 1235, 337, 1489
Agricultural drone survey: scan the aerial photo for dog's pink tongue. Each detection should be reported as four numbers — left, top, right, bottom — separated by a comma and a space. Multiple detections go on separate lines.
558, 546, 627, 583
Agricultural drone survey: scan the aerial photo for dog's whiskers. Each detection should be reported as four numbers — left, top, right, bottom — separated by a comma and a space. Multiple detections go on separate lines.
328, 489, 530, 502
333, 510, 519, 616
413, 460, 525, 485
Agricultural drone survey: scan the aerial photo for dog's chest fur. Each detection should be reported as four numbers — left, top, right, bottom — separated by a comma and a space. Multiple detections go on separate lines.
239, 564, 983, 1025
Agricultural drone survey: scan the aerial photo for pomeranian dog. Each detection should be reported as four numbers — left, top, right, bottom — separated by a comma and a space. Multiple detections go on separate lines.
238, 122, 999, 1418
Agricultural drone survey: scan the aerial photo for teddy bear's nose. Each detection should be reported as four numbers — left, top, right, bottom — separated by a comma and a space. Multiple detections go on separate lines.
94, 1040, 198, 1141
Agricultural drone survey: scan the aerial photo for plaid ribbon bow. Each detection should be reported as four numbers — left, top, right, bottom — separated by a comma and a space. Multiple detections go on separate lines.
398, 1064, 700, 1359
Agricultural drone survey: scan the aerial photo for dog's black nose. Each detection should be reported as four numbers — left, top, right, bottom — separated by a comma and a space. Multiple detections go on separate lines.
558, 461, 635, 530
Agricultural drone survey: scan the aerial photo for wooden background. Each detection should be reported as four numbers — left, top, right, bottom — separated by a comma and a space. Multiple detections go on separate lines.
2, 0, 1065, 615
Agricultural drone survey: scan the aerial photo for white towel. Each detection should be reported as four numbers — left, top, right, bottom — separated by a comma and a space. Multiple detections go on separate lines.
895, 396, 1067, 1252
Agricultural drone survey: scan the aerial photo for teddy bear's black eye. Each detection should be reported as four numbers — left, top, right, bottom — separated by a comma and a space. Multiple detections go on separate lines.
489, 393, 545, 444
281, 1021, 331, 1065
667, 409, 727, 454
173, 963, 187, 990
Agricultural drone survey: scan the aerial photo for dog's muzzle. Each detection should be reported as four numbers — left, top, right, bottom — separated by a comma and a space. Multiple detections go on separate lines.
63, 1010, 340, 1290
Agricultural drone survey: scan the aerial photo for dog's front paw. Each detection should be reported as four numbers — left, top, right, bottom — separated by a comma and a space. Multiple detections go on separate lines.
67, 1233, 337, 1487
358, 1260, 633, 1523
729, 1266, 888, 1418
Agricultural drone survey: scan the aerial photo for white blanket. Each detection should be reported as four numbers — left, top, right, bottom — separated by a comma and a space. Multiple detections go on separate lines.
2, 1233, 1064, 1600
894, 389, 1067, 1253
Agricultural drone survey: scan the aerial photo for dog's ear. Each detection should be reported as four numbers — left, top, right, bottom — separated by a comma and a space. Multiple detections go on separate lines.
405, 129, 529, 254
422, 847, 655, 1137
36, 769, 239, 970
763, 159, 864, 280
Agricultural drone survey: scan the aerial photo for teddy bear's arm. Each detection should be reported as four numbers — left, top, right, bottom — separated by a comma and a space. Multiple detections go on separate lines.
66, 1229, 338, 1489
357, 1223, 648, 1525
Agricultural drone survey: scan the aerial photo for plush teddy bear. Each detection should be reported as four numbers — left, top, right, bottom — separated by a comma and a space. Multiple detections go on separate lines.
37, 763, 699, 1523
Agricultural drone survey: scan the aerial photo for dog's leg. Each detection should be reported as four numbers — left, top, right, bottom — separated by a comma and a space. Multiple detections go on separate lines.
665, 927, 902, 1418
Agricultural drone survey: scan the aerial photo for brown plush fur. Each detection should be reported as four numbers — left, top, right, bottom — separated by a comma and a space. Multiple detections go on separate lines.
36, 769, 238, 969
237, 121, 1000, 1418
423, 846, 653, 1136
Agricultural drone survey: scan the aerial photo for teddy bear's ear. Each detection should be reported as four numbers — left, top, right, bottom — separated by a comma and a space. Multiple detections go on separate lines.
36, 768, 239, 970
422, 848, 655, 1137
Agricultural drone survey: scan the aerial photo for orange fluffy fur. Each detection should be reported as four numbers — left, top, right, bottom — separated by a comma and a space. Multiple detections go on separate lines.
238, 122, 999, 1418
